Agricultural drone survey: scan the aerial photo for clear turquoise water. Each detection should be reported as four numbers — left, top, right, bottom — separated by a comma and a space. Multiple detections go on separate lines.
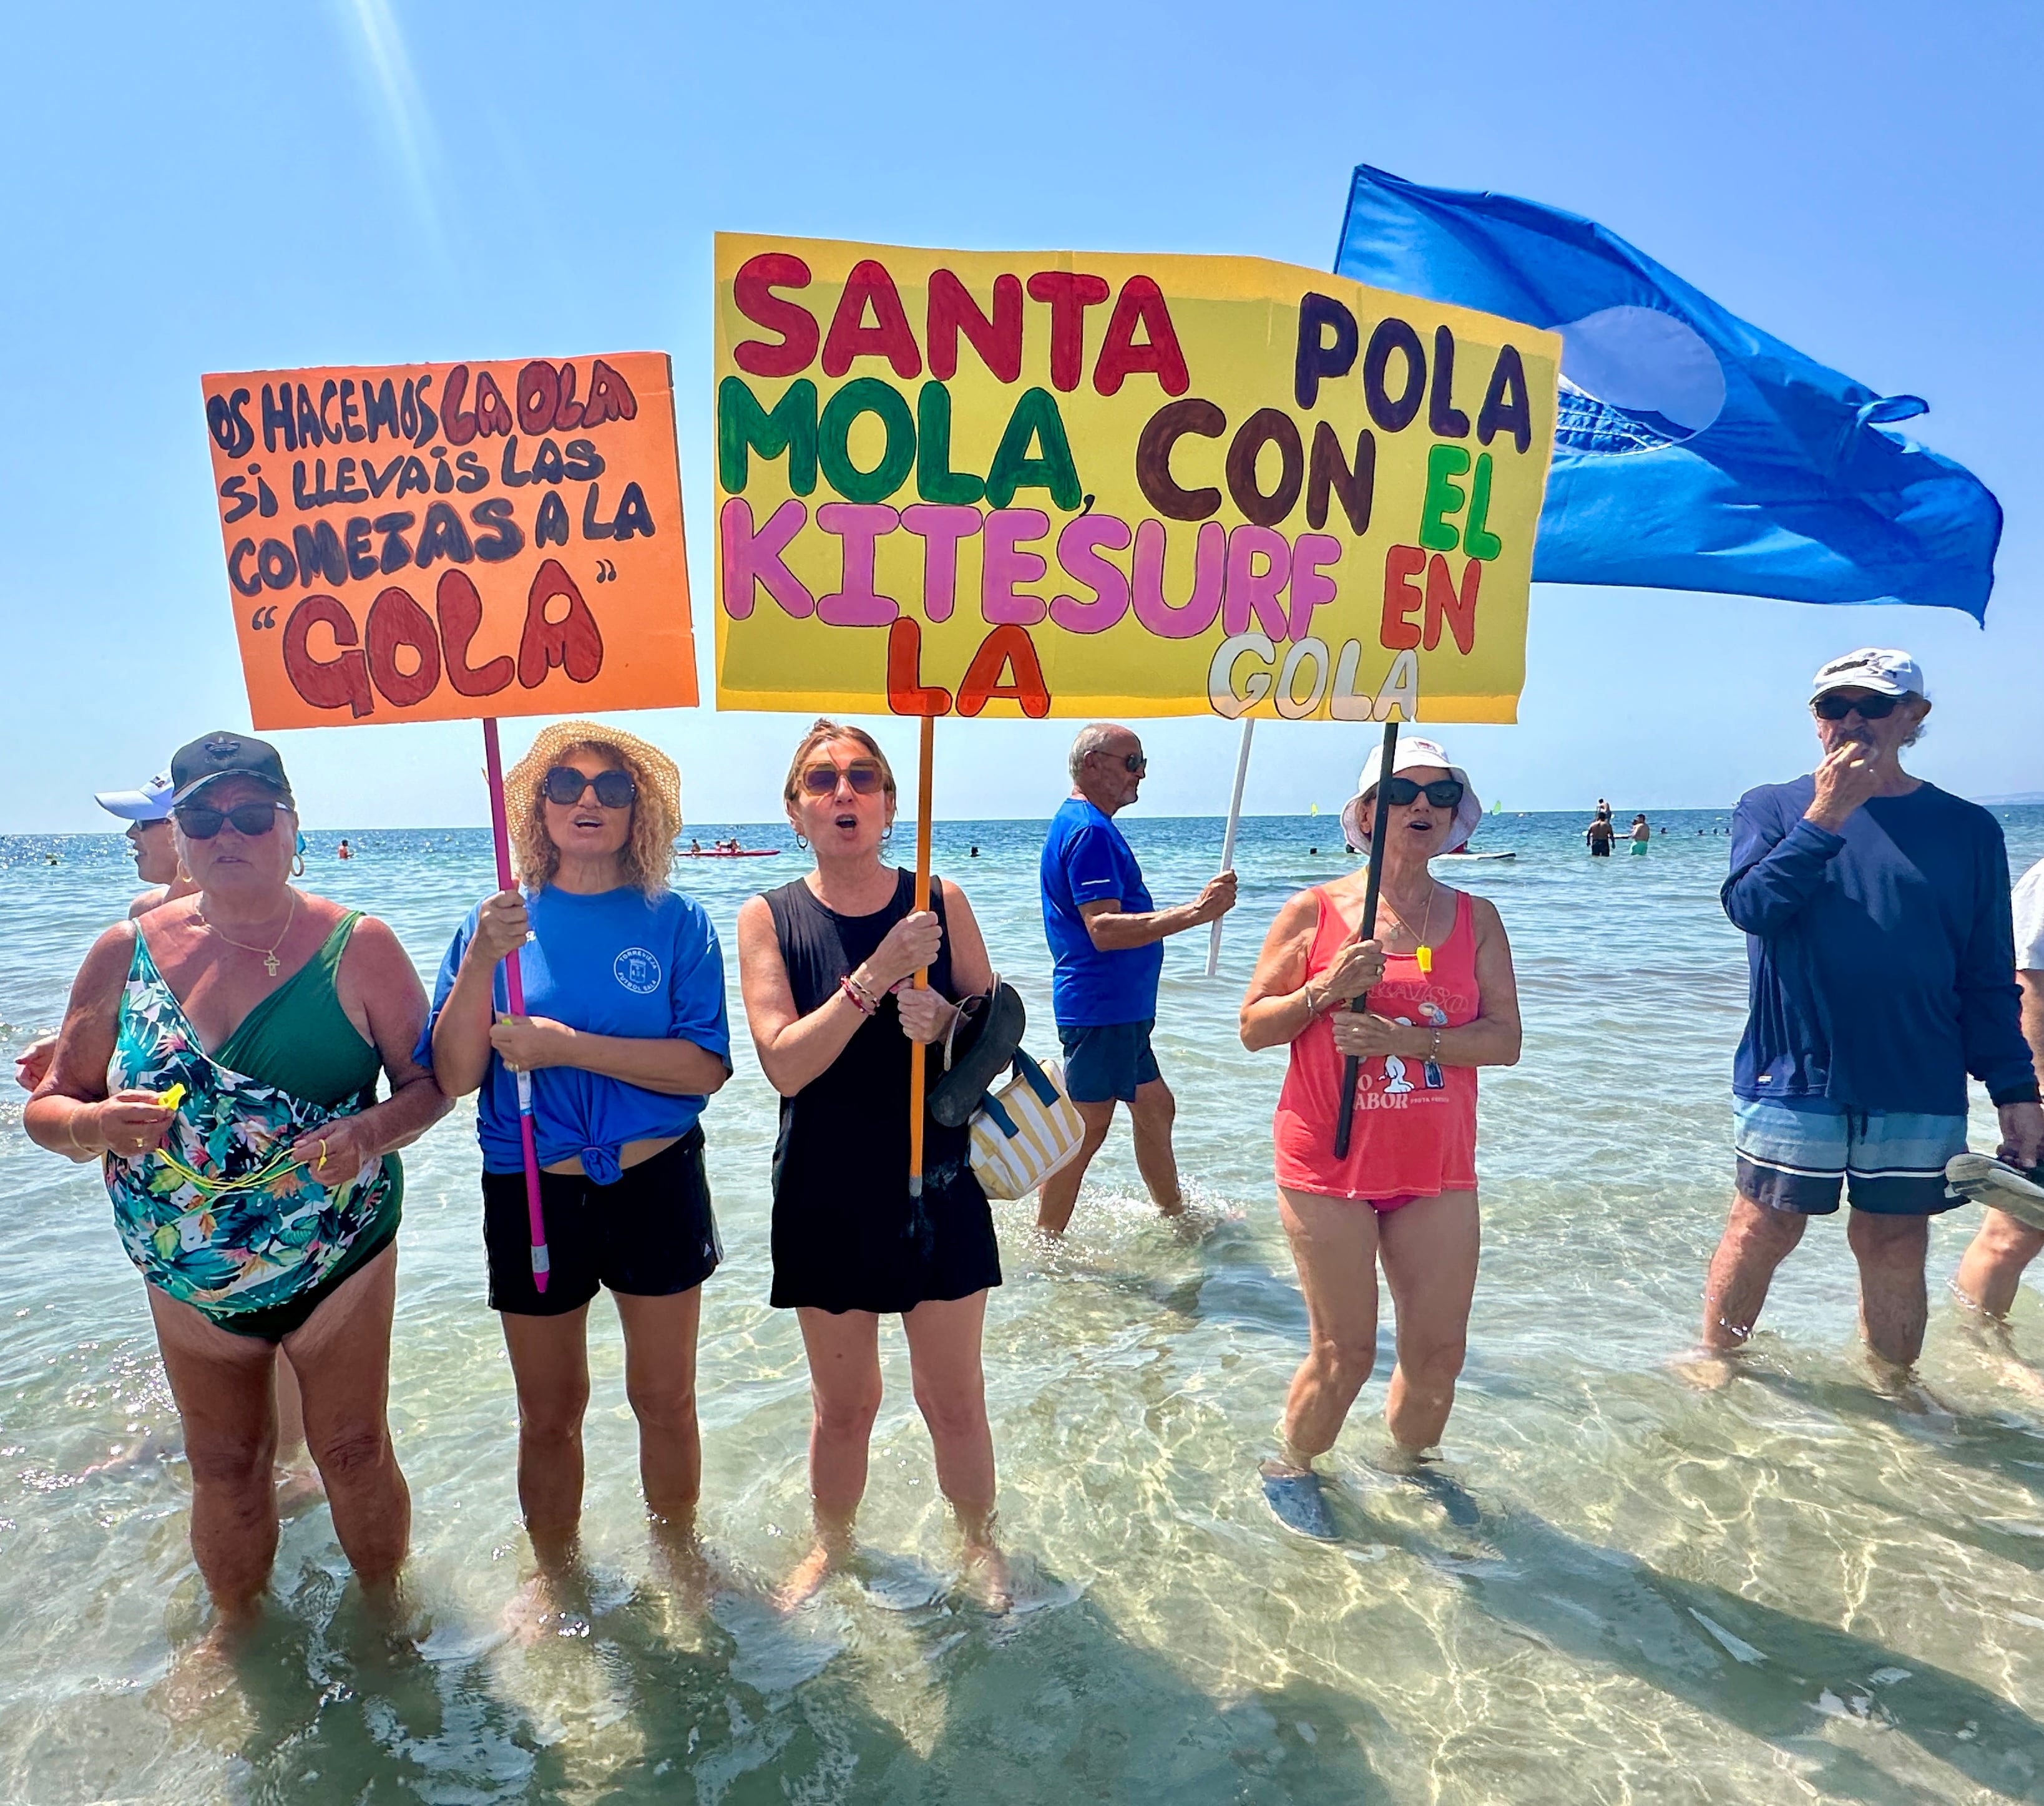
2, 808, 2042, 1804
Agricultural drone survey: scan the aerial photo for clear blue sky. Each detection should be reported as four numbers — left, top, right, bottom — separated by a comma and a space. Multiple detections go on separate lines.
4, 0, 2039, 831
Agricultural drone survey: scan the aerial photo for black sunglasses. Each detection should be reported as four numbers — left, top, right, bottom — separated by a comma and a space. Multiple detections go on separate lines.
543, 766, 637, 808
175, 801, 291, 839
1379, 776, 1466, 809
1090, 750, 1147, 776
799, 761, 885, 796
1812, 691, 1902, 721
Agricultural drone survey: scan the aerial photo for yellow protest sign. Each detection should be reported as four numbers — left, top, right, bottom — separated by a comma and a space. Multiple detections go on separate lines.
713, 235, 1557, 723
201, 351, 693, 731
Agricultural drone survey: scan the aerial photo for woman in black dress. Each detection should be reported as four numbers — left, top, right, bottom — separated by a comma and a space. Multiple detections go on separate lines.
735, 720, 1005, 1604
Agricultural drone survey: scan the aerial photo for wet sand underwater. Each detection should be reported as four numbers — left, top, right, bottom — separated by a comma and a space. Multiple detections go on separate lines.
2, 808, 2042, 1805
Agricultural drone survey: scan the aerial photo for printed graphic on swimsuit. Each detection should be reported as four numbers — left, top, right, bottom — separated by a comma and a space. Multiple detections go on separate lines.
200, 353, 696, 730
713, 237, 1558, 725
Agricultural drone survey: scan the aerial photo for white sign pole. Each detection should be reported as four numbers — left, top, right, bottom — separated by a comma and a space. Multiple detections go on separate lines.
1205, 717, 1255, 977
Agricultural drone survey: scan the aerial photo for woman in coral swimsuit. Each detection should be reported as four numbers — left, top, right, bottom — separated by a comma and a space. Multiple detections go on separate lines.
1240, 736, 1522, 1536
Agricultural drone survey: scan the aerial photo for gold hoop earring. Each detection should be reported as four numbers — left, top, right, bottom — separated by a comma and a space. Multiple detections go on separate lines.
291, 852, 306, 877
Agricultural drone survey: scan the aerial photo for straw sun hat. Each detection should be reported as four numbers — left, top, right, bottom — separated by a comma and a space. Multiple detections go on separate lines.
505, 719, 682, 821
1339, 735, 1482, 854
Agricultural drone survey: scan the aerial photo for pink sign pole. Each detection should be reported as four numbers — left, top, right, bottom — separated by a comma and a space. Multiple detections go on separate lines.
482, 718, 549, 1292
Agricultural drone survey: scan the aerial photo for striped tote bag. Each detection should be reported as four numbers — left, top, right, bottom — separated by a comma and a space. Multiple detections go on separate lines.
967, 1050, 1086, 1200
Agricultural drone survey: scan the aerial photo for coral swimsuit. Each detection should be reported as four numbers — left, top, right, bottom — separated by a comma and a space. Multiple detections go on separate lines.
1273, 887, 1480, 1205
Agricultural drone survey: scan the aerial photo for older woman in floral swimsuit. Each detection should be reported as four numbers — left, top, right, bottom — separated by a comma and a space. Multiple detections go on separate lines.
25, 732, 447, 1634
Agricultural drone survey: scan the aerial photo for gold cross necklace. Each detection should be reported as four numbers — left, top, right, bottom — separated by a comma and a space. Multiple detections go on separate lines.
199, 893, 297, 980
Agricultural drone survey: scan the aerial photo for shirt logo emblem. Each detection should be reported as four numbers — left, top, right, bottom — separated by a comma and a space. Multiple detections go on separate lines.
614, 947, 662, 994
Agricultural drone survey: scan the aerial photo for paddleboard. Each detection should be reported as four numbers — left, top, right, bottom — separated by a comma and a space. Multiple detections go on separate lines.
682, 849, 782, 859
1437, 851, 1515, 862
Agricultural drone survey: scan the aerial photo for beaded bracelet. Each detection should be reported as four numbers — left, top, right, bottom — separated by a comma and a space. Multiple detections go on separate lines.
839, 975, 877, 1017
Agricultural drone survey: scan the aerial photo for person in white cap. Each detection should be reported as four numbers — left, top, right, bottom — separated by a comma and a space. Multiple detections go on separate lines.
1238, 735, 1523, 1538
94, 769, 198, 917
14, 771, 200, 1095
1700, 650, 2044, 1383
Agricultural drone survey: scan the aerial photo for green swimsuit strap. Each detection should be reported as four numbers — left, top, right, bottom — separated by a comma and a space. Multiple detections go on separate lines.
215, 910, 381, 1108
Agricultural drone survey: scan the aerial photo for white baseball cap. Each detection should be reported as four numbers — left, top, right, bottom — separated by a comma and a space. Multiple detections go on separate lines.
94, 771, 177, 823
1809, 648, 1925, 702
1340, 735, 1484, 855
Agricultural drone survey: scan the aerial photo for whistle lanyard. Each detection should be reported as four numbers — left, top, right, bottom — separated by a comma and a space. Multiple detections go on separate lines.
139, 1082, 311, 1199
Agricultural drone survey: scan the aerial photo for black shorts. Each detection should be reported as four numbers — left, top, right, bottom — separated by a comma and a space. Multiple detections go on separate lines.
482, 1127, 720, 1317
1057, 1018, 1163, 1104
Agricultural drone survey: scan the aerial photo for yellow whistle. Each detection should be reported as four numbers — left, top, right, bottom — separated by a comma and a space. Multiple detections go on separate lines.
156, 1083, 187, 1111
1416, 945, 1434, 975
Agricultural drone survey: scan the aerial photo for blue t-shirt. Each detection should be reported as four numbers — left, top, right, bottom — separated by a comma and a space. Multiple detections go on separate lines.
1723, 776, 2037, 1115
424, 884, 731, 1181
1040, 796, 1164, 1027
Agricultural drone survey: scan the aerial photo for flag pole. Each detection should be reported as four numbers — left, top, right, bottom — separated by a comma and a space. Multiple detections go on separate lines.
482, 718, 550, 1293
1205, 717, 1254, 978
907, 714, 936, 1199
1332, 718, 1401, 1159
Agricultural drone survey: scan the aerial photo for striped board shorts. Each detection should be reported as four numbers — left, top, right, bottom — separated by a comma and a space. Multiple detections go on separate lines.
1733, 1096, 1968, 1216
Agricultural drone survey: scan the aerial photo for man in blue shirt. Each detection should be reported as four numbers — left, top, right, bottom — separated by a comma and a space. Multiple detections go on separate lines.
1700, 650, 2043, 1380
1037, 723, 1237, 1234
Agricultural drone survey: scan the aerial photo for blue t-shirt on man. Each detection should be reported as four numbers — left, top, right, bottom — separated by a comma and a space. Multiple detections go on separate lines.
1041, 797, 1163, 1027
1723, 776, 2037, 1116
424, 884, 731, 1183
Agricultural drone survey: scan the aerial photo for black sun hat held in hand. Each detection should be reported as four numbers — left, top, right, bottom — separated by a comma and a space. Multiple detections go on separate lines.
928, 979, 1029, 1130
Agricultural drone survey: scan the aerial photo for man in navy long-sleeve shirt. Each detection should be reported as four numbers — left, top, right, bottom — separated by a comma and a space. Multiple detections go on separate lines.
1699, 648, 2043, 1379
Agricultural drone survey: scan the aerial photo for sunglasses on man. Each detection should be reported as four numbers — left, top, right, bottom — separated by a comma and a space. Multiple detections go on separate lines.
1379, 776, 1466, 809
798, 761, 886, 796
1089, 750, 1147, 776
542, 767, 638, 808
1812, 691, 1904, 721
174, 801, 294, 839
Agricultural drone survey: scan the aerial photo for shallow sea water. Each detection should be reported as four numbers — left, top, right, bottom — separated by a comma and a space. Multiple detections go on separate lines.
1, 807, 2042, 1805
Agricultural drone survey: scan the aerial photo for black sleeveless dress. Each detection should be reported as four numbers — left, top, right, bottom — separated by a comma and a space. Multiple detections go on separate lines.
765, 870, 1002, 1314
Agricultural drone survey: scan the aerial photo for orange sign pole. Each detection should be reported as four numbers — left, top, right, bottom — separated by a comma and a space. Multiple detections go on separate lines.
907, 715, 935, 1200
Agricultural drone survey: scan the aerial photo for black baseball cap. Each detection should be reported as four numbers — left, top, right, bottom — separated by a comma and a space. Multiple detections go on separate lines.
170, 731, 295, 805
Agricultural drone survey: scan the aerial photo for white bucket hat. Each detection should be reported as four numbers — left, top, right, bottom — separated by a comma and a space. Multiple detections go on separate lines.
1340, 735, 1483, 855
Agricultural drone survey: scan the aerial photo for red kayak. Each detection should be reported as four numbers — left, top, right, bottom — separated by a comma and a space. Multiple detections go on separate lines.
682, 848, 782, 858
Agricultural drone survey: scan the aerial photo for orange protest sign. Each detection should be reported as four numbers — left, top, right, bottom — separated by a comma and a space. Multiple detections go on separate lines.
200, 352, 695, 730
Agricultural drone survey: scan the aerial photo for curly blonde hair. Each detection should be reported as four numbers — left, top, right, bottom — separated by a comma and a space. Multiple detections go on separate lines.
508, 732, 680, 897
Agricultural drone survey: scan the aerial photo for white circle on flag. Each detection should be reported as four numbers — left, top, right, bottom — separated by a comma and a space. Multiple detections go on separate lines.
1554, 305, 1726, 441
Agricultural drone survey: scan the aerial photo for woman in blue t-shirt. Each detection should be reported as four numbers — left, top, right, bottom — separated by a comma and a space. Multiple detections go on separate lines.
428, 721, 731, 1613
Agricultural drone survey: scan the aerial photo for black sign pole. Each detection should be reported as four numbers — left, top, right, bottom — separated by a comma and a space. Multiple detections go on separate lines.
1331, 718, 1401, 1159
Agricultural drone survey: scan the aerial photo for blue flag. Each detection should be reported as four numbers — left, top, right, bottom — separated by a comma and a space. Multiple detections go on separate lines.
1336, 165, 2000, 619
